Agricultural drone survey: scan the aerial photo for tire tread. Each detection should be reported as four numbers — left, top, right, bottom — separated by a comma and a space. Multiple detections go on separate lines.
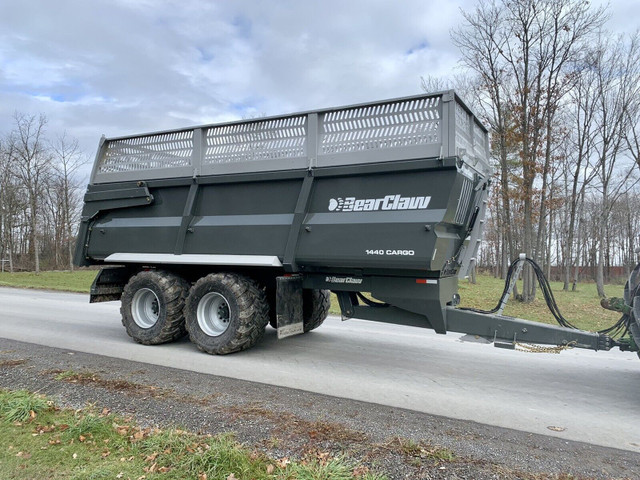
186, 273, 269, 355
120, 270, 189, 345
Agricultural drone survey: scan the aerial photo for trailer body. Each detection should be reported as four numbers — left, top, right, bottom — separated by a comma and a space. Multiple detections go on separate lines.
75, 91, 637, 356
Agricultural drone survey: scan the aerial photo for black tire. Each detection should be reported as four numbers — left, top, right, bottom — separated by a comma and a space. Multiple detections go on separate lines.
302, 289, 331, 332
185, 273, 269, 355
268, 288, 330, 332
120, 270, 189, 345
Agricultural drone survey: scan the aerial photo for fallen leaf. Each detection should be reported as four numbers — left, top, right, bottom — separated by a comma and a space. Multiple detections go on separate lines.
145, 452, 159, 462
266, 464, 275, 474
198, 474, 207, 480
79, 435, 86, 442
227, 474, 237, 480
276, 457, 290, 468
158, 466, 171, 473
315, 450, 330, 462
352, 465, 370, 476
547, 426, 566, 432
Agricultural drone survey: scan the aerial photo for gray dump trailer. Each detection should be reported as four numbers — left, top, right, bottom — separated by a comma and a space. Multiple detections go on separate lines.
75, 91, 639, 357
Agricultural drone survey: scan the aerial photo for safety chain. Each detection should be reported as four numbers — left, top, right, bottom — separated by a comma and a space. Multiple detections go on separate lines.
514, 341, 577, 354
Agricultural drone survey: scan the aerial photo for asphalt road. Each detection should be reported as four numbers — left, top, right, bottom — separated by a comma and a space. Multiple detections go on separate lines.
0, 286, 638, 453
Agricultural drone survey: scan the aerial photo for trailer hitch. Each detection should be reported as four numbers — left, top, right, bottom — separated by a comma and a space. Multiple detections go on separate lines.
600, 297, 631, 315
616, 336, 639, 352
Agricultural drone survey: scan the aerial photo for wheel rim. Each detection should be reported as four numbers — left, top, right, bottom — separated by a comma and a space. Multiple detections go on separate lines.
197, 292, 231, 337
131, 288, 160, 329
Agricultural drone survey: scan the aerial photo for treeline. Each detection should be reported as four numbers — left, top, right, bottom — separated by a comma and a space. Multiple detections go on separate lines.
444, 0, 640, 298
0, 113, 86, 273
478, 189, 640, 285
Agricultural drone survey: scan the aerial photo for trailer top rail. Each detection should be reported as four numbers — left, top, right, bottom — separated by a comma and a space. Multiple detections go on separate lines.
90, 90, 490, 184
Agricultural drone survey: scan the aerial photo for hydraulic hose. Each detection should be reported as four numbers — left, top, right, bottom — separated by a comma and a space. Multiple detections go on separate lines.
460, 257, 631, 337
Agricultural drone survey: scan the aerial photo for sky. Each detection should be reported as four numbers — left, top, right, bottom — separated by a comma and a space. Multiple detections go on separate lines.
0, 0, 637, 178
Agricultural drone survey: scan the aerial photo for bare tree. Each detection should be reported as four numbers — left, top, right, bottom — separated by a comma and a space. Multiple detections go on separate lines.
6, 113, 52, 273
623, 33, 640, 170
560, 51, 602, 290
452, 0, 606, 301
51, 133, 87, 270
589, 33, 640, 296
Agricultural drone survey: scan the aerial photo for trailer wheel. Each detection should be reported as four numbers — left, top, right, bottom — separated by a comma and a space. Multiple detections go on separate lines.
302, 289, 331, 332
185, 273, 269, 355
120, 270, 189, 345
268, 289, 331, 332
269, 288, 331, 333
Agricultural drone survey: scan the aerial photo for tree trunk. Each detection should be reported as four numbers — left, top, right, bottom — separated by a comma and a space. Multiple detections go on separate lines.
30, 195, 39, 274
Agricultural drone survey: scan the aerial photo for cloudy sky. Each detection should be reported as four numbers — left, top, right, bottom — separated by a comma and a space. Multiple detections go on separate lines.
0, 0, 637, 176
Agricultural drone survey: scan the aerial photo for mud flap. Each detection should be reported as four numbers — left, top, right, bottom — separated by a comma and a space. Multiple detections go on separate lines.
276, 276, 304, 339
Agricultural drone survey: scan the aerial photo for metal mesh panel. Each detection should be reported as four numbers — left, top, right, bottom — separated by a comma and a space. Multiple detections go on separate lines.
455, 102, 473, 156
90, 92, 489, 183
203, 116, 307, 164
97, 131, 193, 173
473, 123, 487, 160
454, 176, 473, 225
319, 97, 440, 155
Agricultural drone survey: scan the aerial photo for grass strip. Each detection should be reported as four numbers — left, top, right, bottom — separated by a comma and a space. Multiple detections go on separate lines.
0, 270, 98, 293
0, 389, 386, 480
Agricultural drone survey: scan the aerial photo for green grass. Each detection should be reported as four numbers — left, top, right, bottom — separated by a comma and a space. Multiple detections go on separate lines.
0, 270, 98, 293
0, 390, 50, 423
0, 389, 386, 480
457, 274, 622, 333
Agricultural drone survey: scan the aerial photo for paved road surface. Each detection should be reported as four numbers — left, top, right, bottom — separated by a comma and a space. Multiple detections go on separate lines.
0, 287, 638, 452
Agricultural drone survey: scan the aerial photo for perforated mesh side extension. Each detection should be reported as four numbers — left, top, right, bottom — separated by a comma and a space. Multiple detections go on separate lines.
454, 176, 473, 225
203, 116, 307, 165
455, 102, 473, 156
97, 131, 193, 173
473, 123, 487, 160
319, 97, 440, 155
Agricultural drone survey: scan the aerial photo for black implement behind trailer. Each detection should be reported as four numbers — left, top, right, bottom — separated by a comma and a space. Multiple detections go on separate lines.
76, 91, 639, 357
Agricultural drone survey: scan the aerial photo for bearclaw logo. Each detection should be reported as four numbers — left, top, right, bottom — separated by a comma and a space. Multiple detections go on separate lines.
328, 194, 430, 212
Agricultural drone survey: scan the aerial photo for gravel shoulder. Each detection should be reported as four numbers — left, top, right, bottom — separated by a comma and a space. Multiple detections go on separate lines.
0, 337, 636, 479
